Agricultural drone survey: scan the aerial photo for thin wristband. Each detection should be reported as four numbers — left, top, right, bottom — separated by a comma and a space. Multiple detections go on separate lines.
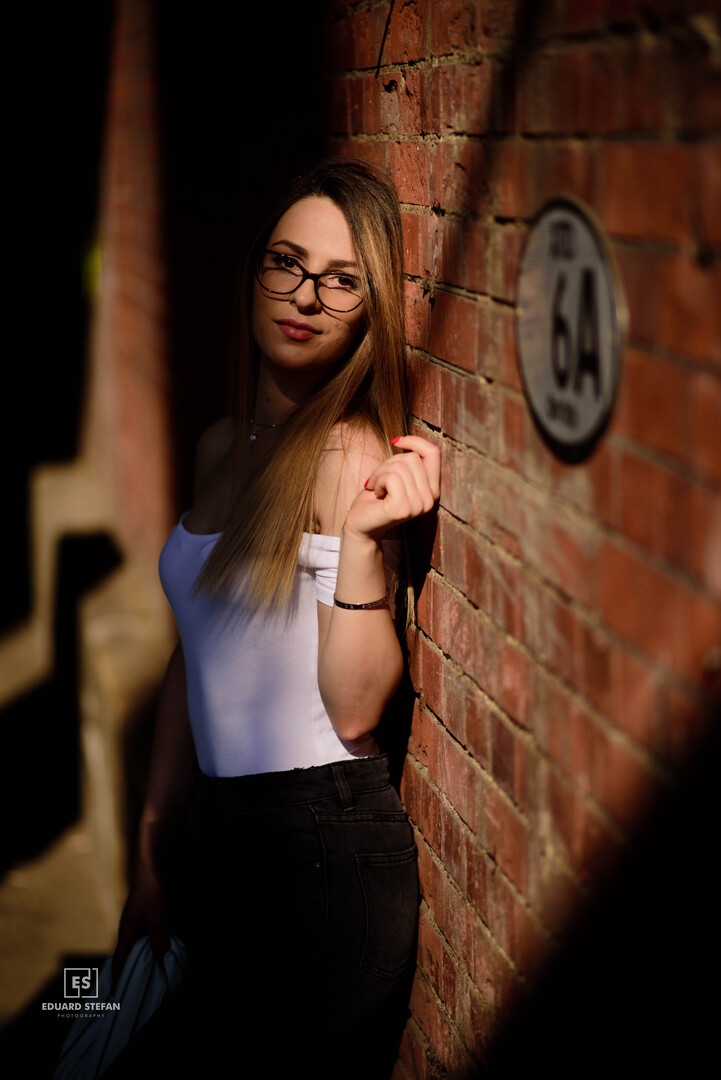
333, 593, 389, 610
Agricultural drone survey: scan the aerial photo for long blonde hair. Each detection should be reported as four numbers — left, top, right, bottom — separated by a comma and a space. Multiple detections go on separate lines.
195, 158, 408, 610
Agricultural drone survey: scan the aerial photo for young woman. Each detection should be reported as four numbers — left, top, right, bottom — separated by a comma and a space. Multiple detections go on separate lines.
110, 159, 440, 1078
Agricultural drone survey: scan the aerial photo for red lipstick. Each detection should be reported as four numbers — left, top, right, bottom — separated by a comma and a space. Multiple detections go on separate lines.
276, 319, 320, 341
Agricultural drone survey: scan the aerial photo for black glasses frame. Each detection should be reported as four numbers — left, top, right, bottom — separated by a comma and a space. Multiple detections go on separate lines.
255, 251, 363, 313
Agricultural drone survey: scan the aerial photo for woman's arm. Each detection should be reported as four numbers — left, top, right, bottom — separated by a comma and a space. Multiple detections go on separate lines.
134, 641, 196, 872
112, 642, 195, 984
317, 433, 440, 741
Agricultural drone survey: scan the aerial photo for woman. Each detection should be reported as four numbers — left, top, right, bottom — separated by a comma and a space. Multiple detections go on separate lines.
110, 159, 440, 1078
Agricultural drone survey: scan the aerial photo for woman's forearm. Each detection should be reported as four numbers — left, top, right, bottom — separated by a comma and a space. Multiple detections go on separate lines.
318, 530, 403, 741
135, 641, 196, 872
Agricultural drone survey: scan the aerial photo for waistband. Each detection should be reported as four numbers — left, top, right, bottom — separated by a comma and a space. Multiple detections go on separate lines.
191, 753, 392, 810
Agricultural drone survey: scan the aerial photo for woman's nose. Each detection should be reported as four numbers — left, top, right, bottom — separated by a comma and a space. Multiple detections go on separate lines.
291, 277, 322, 312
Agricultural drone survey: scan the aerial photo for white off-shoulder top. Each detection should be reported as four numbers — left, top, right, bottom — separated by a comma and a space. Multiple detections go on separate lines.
159, 513, 398, 777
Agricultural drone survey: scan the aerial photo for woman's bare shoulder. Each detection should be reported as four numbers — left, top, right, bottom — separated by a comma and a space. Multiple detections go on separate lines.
314, 420, 389, 535
194, 416, 236, 493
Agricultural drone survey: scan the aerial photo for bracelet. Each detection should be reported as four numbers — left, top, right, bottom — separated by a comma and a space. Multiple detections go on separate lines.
333, 592, 389, 610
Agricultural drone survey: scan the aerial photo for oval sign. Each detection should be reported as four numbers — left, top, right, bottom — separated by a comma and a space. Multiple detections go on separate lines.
516, 197, 626, 463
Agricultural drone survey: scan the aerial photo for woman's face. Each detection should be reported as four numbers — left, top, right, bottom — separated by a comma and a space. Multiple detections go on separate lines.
251, 196, 365, 377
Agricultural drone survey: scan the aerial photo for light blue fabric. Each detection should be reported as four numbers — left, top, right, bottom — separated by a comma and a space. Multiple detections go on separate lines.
53, 936, 187, 1080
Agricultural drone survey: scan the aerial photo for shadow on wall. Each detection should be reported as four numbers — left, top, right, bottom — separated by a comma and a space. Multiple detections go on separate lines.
1, 0, 331, 871
483, 697, 721, 1079
0, 535, 121, 877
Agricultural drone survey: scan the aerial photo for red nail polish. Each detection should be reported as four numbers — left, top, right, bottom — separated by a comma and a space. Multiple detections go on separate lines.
390, 437, 401, 445
364, 478, 370, 488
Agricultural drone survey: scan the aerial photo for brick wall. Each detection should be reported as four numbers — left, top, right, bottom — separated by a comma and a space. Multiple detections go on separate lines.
321, 2, 721, 1075
92, 0, 174, 567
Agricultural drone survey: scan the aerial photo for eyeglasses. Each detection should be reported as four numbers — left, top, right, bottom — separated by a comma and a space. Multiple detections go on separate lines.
256, 251, 363, 313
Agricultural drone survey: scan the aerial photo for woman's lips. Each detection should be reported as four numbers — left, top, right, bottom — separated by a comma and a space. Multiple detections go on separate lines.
276, 319, 320, 342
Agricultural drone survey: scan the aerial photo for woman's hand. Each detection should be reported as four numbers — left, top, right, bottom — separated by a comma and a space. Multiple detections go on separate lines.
343, 434, 441, 542
111, 863, 169, 992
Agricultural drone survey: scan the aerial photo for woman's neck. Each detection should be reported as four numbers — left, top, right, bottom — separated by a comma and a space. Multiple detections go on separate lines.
253, 355, 320, 425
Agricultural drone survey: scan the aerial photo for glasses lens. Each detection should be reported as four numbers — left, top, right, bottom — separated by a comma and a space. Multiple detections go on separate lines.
257, 253, 363, 312
317, 273, 363, 313
258, 253, 303, 295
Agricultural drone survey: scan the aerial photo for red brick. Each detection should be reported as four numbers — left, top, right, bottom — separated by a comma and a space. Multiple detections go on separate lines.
693, 143, 721, 247
495, 141, 531, 218
613, 349, 688, 461
428, 290, 483, 373
484, 872, 549, 981
534, 142, 599, 212
499, 306, 523, 390
401, 209, 426, 277
540, 761, 624, 885
408, 967, 474, 1078
439, 365, 493, 449
548, 438, 619, 530
661, 683, 710, 765
534, 673, 593, 790
408, 351, 443, 427
486, 224, 525, 303
348, 72, 380, 133
616, 247, 721, 367
390, 140, 434, 205
601, 540, 721, 678
589, 40, 672, 134
687, 485, 721, 597
538, 0, 606, 36
541, 515, 600, 609
434, 62, 493, 136
615, 452, 721, 592
409, 705, 486, 836
349, 7, 378, 70
588, 724, 662, 830
575, 623, 662, 749
656, 256, 721, 366
543, 592, 585, 687
433, 216, 489, 295
378, 71, 425, 136
404, 278, 432, 351
432, 140, 488, 215
689, 372, 721, 482
534, 853, 589, 938
482, 782, 532, 893
417, 845, 522, 1015
430, 0, 479, 57
676, 31, 721, 134
496, 638, 533, 728
501, 394, 525, 474
602, 144, 691, 244
384, 0, 428, 65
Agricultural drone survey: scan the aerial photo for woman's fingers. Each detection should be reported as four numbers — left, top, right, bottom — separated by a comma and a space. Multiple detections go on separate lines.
390, 435, 441, 499
365, 436, 440, 515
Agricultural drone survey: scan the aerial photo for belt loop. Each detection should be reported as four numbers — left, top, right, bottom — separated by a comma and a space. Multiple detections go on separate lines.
331, 764, 355, 811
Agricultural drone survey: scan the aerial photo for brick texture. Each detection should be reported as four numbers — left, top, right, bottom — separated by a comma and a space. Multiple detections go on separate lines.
320, 2, 721, 1075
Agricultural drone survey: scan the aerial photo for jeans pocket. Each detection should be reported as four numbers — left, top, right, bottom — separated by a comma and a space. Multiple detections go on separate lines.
355, 844, 419, 980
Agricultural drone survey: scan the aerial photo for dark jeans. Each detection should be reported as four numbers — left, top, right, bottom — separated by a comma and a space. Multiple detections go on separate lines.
106, 754, 419, 1079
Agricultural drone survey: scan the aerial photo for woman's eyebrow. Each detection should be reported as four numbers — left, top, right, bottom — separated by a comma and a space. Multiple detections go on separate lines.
269, 239, 358, 269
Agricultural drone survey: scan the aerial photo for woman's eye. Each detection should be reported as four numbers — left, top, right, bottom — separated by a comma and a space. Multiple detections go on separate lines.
327, 273, 359, 290
271, 254, 300, 271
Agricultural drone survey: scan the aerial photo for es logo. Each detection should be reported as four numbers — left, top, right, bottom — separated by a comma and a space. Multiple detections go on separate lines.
64, 968, 99, 999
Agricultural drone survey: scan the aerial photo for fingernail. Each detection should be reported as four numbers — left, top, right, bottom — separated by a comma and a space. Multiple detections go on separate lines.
364, 478, 370, 489
390, 437, 401, 445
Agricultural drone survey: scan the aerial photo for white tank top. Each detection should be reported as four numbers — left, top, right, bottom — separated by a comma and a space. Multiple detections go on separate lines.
159, 513, 396, 777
